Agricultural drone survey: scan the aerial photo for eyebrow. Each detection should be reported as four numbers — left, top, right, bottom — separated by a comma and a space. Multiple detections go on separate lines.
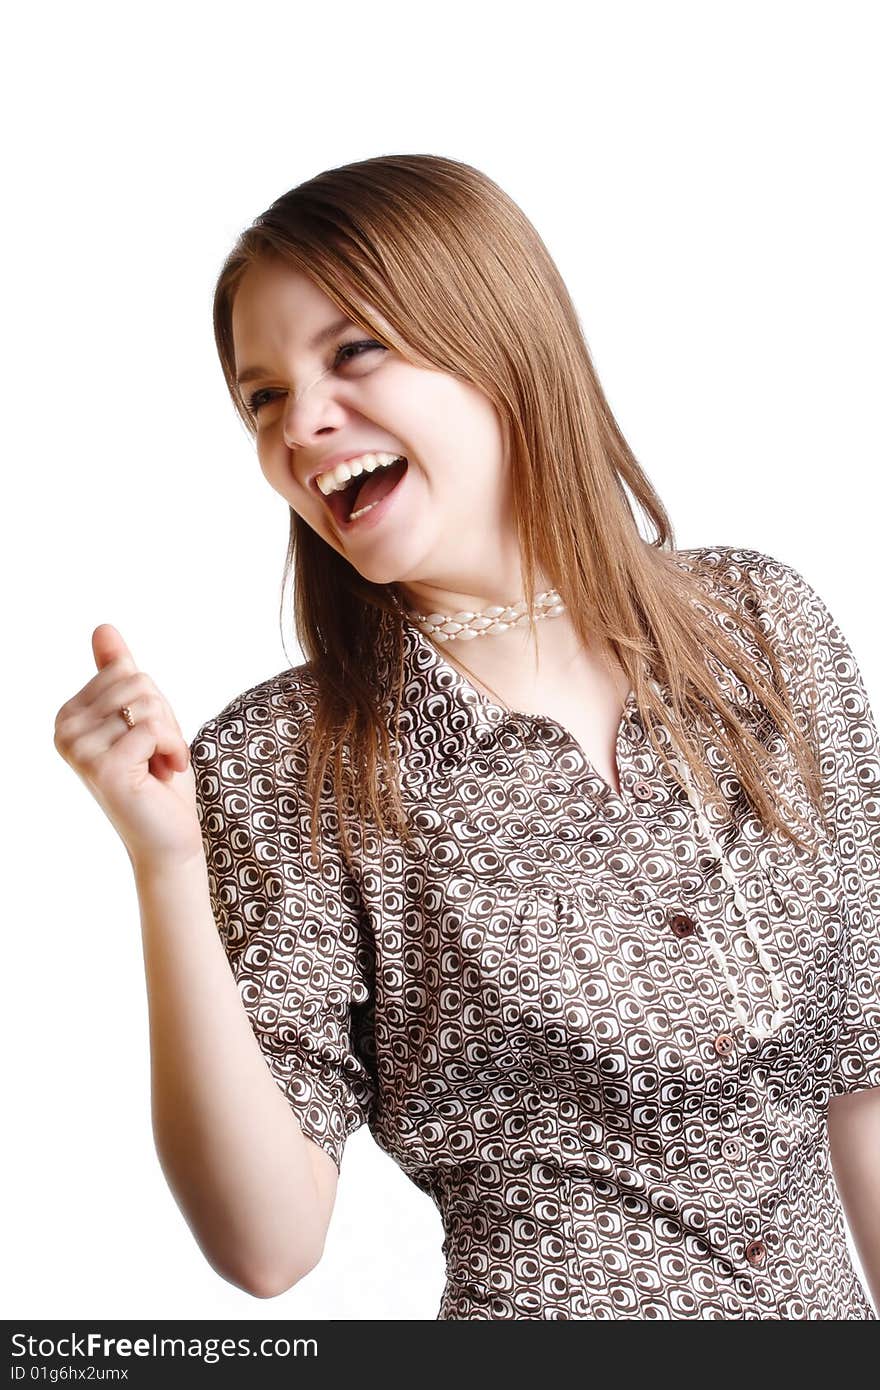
235, 315, 358, 388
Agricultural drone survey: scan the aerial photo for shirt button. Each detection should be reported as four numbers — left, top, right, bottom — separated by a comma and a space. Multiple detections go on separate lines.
631, 778, 654, 800
721, 1137, 742, 1162
669, 912, 697, 938
744, 1238, 767, 1266
713, 1032, 736, 1058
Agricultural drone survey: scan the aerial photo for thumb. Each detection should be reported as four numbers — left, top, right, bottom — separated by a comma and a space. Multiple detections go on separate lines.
92, 623, 135, 674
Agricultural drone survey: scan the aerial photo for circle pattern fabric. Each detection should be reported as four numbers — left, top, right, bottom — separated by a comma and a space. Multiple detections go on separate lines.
190, 545, 880, 1319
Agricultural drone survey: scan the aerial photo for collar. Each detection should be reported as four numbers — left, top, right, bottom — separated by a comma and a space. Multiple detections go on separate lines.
370, 549, 708, 760
373, 610, 642, 777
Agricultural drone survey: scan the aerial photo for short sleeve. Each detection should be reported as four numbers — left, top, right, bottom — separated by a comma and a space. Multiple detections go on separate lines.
189, 679, 377, 1171
749, 552, 880, 1097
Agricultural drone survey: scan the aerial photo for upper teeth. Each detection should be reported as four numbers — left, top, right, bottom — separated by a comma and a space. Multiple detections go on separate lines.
316, 452, 404, 496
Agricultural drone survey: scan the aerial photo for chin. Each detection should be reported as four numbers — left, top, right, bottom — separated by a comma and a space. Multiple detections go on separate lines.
351, 557, 412, 587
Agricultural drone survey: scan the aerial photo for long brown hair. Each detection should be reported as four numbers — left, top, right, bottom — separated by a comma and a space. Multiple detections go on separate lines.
211, 154, 825, 873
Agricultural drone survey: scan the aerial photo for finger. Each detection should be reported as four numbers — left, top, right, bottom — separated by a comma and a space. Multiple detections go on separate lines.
60, 687, 190, 777
108, 718, 191, 782
96, 674, 188, 747
72, 706, 189, 785
105, 691, 191, 773
92, 623, 138, 676
126, 704, 191, 777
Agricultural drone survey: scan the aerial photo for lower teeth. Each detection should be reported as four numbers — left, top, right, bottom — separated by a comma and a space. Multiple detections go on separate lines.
349, 497, 382, 521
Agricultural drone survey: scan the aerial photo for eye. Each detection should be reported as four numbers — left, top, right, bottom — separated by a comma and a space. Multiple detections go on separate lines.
335, 339, 386, 366
245, 388, 282, 414
244, 339, 387, 415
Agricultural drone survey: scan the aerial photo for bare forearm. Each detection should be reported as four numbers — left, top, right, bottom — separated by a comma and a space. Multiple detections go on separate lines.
828, 1089, 880, 1315
133, 854, 324, 1295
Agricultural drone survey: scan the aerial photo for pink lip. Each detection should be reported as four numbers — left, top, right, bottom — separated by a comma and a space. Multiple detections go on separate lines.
307, 449, 405, 493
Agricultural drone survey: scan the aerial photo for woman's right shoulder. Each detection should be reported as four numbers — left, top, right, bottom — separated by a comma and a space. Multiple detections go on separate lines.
189, 659, 320, 763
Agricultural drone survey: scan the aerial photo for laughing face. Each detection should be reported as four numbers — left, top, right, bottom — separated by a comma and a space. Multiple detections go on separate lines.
230, 258, 526, 610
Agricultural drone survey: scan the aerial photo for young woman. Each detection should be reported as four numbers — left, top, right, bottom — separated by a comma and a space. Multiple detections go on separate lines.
55, 154, 880, 1319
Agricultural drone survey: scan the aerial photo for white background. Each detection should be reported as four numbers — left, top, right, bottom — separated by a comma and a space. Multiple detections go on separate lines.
4, 0, 878, 1320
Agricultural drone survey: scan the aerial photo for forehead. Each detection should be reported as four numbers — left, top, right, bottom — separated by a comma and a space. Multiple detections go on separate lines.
230, 259, 413, 386
231, 260, 339, 351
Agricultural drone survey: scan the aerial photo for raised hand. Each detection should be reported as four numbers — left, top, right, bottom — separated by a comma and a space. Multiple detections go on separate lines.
53, 624, 204, 871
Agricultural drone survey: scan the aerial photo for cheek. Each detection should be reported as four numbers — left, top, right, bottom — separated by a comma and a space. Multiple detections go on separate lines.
375, 363, 462, 434
402, 382, 505, 478
256, 444, 310, 515
256, 433, 294, 483
256, 446, 286, 494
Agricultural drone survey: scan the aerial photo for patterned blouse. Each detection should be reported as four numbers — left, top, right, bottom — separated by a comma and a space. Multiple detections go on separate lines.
189, 545, 880, 1320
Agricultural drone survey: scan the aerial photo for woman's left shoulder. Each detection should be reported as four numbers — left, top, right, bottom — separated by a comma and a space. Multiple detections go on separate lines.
671, 543, 822, 620
672, 542, 797, 585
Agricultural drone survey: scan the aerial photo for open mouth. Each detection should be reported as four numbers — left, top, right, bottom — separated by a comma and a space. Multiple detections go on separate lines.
324, 455, 409, 526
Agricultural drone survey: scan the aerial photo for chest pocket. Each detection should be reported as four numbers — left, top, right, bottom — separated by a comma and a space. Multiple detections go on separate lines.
429, 878, 677, 1061
505, 882, 691, 1064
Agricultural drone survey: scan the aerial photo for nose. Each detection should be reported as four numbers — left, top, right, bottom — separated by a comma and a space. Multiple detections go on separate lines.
281, 370, 344, 450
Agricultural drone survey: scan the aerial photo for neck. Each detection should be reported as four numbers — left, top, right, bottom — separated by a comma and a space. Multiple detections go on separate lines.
423, 607, 629, 727
394, 565, 559, 619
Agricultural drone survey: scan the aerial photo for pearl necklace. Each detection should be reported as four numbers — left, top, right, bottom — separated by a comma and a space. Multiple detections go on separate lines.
404, 588, 567, 641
